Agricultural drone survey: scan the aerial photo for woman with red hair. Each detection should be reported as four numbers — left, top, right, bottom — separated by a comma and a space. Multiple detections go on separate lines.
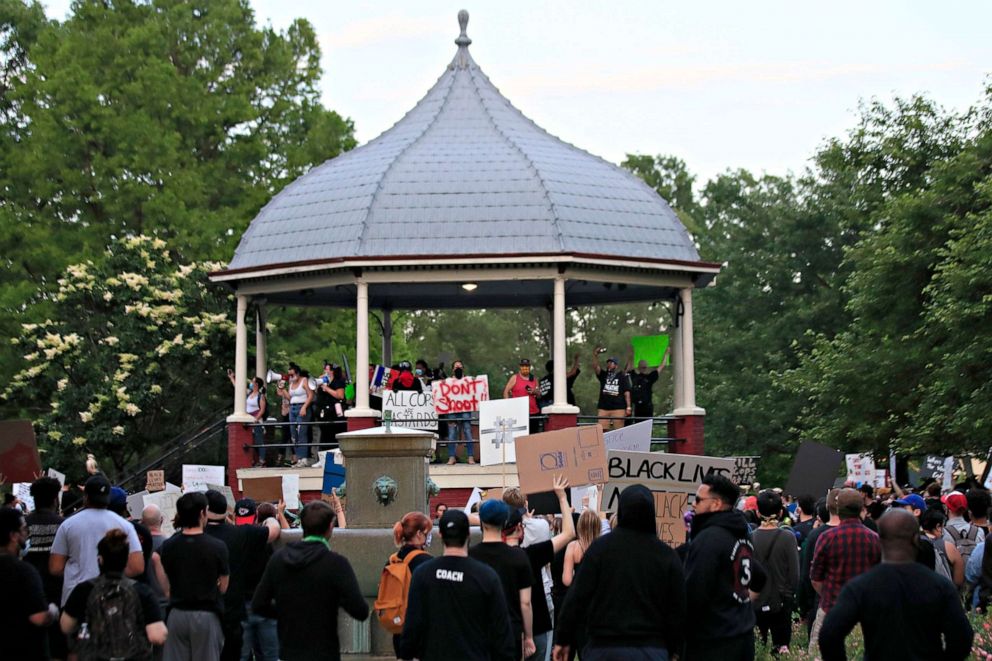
379, 511, 433, 655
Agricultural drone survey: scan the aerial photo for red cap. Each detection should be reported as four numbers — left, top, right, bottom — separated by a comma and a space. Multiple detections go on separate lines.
743, 495, 758, 511
942, 492, 967, 514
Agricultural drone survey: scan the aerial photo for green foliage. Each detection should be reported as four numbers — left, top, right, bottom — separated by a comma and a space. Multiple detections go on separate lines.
1, 235, 235, 478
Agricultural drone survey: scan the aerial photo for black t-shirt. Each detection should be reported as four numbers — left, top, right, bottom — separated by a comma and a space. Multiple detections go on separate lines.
538, 370, 580, 407
469, 541, 532, 637
399, 555, 516, 661
25, 508, 64, 603
315, 376, 346, 412
0, 555, 49, 661
64, 575, 163, 627
160, 532, 230, 614
818, 562, 973, 661
205, 521, 268, 621
523, 540, 555, 635
628, 370, 659, 405
596, 370, 630, 410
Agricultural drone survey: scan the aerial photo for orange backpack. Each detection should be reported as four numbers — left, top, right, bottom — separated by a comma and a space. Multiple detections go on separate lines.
373, 550, 427, 634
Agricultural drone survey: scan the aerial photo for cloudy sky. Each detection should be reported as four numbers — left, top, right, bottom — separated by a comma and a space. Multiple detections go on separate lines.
44, 1, 992, 182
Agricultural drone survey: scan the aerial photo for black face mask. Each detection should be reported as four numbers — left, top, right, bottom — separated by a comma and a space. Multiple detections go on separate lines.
454, 368, 464, 378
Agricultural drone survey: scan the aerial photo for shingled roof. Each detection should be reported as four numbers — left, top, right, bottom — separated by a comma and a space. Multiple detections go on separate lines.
225, 11, 702, 274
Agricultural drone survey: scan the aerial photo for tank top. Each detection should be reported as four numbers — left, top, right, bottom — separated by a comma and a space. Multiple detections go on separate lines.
246, 392, 261, 415
510, 374, 539, 415
290, 379, 307, 404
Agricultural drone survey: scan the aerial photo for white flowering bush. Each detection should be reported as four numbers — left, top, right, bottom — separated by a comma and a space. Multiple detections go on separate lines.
3, 235, 235, 476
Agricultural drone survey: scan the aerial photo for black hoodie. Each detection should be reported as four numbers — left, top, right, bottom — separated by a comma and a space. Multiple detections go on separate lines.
554, 485, 686, 654
252, 540, 369, 661
683, 509, 766, 644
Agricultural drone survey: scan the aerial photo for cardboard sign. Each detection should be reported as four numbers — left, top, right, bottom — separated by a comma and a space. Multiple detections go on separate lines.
0, 420, 42, 483
515, 426, 608, 495
845, 453, 876, 486
143, 491, 178, 536
603, 420, 652, 453
146, 470, 165, 493
479, 398, 530, 466
369, 365, 394, 398
383, 390, 437, 431
207, 484, 237, 511
655, 491, 690, 547
182, 464, 224, 493
631, 335, 670, 368
731, 457, 759, 486
605, 450, 735, 497
242, 476, 283, 503
784, 441, 843, 497
432, 375, 490, 415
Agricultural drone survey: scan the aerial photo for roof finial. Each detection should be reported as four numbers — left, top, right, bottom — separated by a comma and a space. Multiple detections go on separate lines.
455, 9, 471, 47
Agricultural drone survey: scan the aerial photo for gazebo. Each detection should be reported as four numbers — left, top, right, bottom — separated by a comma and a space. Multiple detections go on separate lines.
210, 11, 720, 484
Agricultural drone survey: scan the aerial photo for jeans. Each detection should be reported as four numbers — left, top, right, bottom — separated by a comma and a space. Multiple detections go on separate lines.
252, 423, 266, 463
527, 631, 551, 661
289, 403, 310, 460
446, 412, 473, 455
582, 645, 669, 661
241, 603, 278, 661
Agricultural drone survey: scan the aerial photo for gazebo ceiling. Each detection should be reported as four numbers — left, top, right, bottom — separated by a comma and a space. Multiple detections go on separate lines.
212, 10, 720, 300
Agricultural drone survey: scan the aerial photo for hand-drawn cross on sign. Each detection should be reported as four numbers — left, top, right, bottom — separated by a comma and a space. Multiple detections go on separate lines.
480, 416, 527, 449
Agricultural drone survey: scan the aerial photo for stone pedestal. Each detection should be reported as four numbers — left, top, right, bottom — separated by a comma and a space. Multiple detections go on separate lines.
668, 414, 705, 455
336, 426, 435, 528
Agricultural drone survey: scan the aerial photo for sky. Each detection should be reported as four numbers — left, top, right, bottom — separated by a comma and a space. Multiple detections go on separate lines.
43, 1, 992, 183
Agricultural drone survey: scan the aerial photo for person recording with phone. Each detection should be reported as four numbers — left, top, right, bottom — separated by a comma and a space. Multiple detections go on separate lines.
502, 358, 541, 433
592, 347, 631, 431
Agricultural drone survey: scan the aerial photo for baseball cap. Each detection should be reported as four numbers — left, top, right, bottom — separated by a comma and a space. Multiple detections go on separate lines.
479, 499, 510, 527
743, 495, 758, 512
942, 492, 967, 514
519, 358, 531, 366
84, 475, 111, 506
503, 507, 526, 532
235, 498, 257, 525
607, 356, 619, 364
836, 489, 863, 518
894, 493, 927, 512
205, 489, 228, 516
108, 486, 127, 513
439, 509, 469, 541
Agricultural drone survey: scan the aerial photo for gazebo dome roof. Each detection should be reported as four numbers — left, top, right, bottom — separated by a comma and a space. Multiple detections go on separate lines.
225, 11, 703, 274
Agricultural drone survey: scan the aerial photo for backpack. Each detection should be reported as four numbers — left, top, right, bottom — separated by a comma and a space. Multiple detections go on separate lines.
374, 550, 427, 634
77, 575, 151, 661
930, 537, 954, 583
947, 524, 980, 565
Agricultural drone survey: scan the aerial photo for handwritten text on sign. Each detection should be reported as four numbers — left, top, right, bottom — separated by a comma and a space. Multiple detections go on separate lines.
603, 450, 735, 513
383, 390, 437, 431
655, 492, 690, 547
432, 375, 490, 415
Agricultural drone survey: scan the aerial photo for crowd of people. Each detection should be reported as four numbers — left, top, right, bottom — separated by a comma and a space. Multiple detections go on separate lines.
2, 461, 987, 660
243, 345, 669, 468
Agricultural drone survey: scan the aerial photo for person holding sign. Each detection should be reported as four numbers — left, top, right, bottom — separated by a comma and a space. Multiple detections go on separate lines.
591, 348, 631, 431
503, 359, 540, 434
445, 360, 476, 465
625, 344, 670, 421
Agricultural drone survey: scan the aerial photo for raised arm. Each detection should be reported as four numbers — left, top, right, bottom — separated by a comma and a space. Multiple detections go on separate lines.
591, 347, 602, 375
658, 345, 671, 375
550, 475, 575, 554
566, 353, 580, 379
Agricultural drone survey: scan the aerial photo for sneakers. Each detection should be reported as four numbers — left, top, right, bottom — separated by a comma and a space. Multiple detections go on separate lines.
447, 456, 457, 465
292, 457, 313, 468
467, 457, 476, 464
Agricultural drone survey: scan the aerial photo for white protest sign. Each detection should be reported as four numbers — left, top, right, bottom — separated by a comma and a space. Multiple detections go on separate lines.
943, 456, 955, 491
464, 487, 484, 514
603, 420, 652, 453
731, 457, 759, 486
47, 468, 66, 486
181, 465, 225, 493
127, 490, 149, 519
13, 482, 34, 511
164, 482, 181, 493
369, 365, 394, 398
479, 398, 530, 466
383, 390, 437, 431
571, 485, 599, 513
845, 453, 875, 486
143, 491, 179, 536
282, 474, 301, 510
432, 375, 490, 415
874, 469, 888, 489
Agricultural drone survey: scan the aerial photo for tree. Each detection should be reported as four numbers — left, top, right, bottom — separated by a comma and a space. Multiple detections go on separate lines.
2, 235, 235, 477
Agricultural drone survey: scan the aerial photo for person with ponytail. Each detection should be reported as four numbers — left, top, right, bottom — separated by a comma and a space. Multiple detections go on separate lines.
380, 512, 433, 656
752, 489, 800, 654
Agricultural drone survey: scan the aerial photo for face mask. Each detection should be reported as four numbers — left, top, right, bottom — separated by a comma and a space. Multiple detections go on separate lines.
415, 368, 424, 376
453, 368, 464, 378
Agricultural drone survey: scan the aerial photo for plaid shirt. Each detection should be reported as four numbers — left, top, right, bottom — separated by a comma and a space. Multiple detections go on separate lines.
810, 518, 881, 612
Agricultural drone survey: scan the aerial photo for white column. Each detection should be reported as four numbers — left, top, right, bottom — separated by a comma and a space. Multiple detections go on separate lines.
228, 294, 254, 422
382, 308, 393, 367
255, 303, 267, 379
346, 279, 378, 418
543, 275, 579, 414
674, 287, 705, 416
671, 298, 684, 411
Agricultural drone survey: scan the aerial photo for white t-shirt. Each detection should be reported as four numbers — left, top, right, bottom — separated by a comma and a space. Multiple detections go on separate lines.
51, 507, 143, 605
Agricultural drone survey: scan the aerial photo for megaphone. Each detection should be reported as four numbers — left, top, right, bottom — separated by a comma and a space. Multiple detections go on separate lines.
266, 369, 285, 384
